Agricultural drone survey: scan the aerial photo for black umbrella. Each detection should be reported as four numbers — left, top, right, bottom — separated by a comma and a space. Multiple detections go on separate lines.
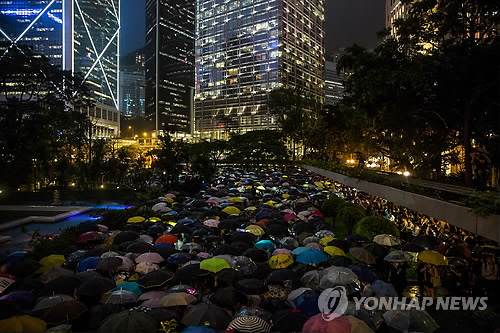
210, 286, 246, 309
113, 231, 139, 245
86, 304, 122, 330
399, 243, 425, 253
266, 269, 299, 283
126, 242, 154, 254
271, 309, 310, 332
99, 310, 158, 333
242, 248, 268, 263
215, 268, 239, 288
346, 234, 370, 243
230, 241, 253, 254
7, 259, 41, 279
412, 235, 440, 250
173, 263, 209, 283
170, 224, 192, 234
76, 277, 115, 299
39, 275, 82, 297
40, 300, 88, 324
266, 224, 290, 238
76, 270, 106, 282
137, 270, 173, 289
96, 257, 123, 275
181, 303, 232, 330
78, 221, 99, 234
236, 279, 266, 294
84, 248, 107, 258
365, 243, 390, 259
230, 232, 257, 244
154, 246, 179, 261
327, 239, 351, 252
167, 252, 194, 265
212, 244, 239, 256
219, 220, 242, 231
328, 256, 353, 268
10, 278, 44, 294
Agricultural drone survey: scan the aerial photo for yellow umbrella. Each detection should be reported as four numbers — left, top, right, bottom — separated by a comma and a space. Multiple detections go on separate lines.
246, 185, 253, 190
228, 197, 244, 203
36, 254, 66, 273
256, 186, 266, 191
245, 225, 265, 236
127, 216, 145, 223
324, 246, 346, 257
167, 221, 177, 226
418, 250, 448, 266
145, 217, 162, 223
314, 182, 324, 188
222, 206, 241, 215
166, 197, 174, 204
264, 200, 277, 207
200, 258, 230, 273
320, 237, 335, 246
268, 254, 294, 269
282, 194, 290, 199
0, 315, 46, 333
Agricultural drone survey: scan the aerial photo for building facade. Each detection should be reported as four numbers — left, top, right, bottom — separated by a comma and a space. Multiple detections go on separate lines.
324, 59, 344, 106
145, 0, 195, 135
0, 0, 120, 137
195, 0, 325, 139
385, 0, 410, 36
120, 49, 146, 117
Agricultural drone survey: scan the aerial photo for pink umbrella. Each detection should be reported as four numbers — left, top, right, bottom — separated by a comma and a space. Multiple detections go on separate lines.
283, 214, 298, 222
135, 262, 159, 274
166, 193, 176, 198
138, 291, 167, 308
302, 314, 374, 333
298, 211, 311, 217
272, 248, 292, 256
203, 219, 220, 228
97, 224, 109, 232
306, 243, 324, 251
197, 252, 213, 260
135, 252, 164, 264
116, 256, 134, 271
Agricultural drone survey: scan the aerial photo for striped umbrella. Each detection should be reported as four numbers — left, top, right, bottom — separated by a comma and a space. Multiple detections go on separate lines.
227, 316, 272, 333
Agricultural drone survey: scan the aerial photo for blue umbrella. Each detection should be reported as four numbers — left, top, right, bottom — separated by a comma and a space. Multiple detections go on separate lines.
255, 240, 275, 250
370, 280, 398, 297
76, 256, 100, 272
7, 251, 28, 264
147, 225, 165, 234
349, 264, 379, 282
296, 249, 327, 265
166, 211, 177, 215
113, 282, 143, 296
182, 327, 216, 333
255, 209, 272, 221
154, 242, 172, 248
291, 247, 313, 256
177, 218, 195, 224
293, 290, 320, 316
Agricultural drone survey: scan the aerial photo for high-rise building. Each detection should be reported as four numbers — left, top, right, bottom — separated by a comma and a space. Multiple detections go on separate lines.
120, 49, 145, 117
385, 0, 410, 36
324, 59, 344, 106
145, 0, 195, 135
0, 0, 120, 137
195, 0, 325, 139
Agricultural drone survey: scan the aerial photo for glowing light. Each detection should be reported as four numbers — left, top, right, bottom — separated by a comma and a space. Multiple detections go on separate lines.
403, 171, 410, 177
397, 171, 403, 175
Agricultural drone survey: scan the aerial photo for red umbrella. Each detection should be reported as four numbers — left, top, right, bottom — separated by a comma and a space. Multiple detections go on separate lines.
76, 232, 103, 244
155, 235, 178, 245
302, 314, 374, 333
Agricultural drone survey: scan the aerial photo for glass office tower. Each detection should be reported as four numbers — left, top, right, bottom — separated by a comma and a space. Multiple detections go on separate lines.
195, 0, 325, 139
145, 0, 195, 135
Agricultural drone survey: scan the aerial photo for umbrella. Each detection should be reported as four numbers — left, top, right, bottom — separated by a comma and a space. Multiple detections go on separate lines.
266, 269, 299, 283
200, 258, 230, 273
76, 231, 104, 244
255, 240, 276, 250
182, 243, 203, 252
160, 292, 197, 307
113, 282, 143, 296
305, 243, 324, 251
174, 263, 210, 283
296, 249, 328, 265
268, 254, 294, 269
126, 242, 155, 254
373, 234, 400, 247
113, 231, 139, 245
280, 237, 299, 250
0, 292, 35, 312
320, 237, 335, 246
101, 251, 119, 259
222, 206, 241, 215
76, 256, 100, 272
37, 255, 66, 273
271, 310, 309, 332
7, 251, 28, 264
301, 270, 321, 289
0, 315, 47, 333
349, 247, 376, 265
384, 251, 413, 263
203, 219, 220, 228
242, 248, 268, 262
328, 256, 353, 268
39, 300, 87, 324
135, 262, 160, 274
365, 243, 390, 259
370, 280, 398, 297
227, 316, 272, 333
291, 247, 312, 256
39, 276, 82, 297
127, 216, 146, 223
101, 289, 139, 305
418, 250, 448, 266
168, 252, 195, 265
399, 243, 425, 253
137, 270, 173, 289
412, 235, 440, 250
320, 267, 360, 290
349, 264, 379, 282
135, 252, 164, 264
181, 303, 232, 330
138, 291, 167, 308
232, 256, 258, 275
98, 310, 158, 333
155, 234, 178, 245
383, 309, 439, 333
303, 236, 320, 245
39, 267, 73, 283
272, 248, 292, 256
76, 277, 116, 299
287, 287, 312, 303
346, 235, 370, 243
292, 290, 320, 316
8, 259, 41, 278
231, 232, 257, 243
96, 257, 123, 274
33, 295, 74, 313
116, 256, 135, 271
302, 314, 375, 333
324, 246, 346, 257
245, 225, 265, 236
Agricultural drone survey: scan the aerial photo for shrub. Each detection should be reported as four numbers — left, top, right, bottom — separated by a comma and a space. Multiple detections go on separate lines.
336, 206, 366, 235
352, 216, 400, 240
30, 226, 79, 260
320, 196, 346, 218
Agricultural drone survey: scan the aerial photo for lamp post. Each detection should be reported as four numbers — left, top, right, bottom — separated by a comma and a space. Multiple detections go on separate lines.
128, 125, 134, 138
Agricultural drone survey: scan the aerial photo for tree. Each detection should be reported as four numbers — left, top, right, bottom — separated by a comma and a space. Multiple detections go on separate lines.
353, 216, 400, 240
151, 133, 189, 189
336, 206, 366, 235
227, 130, 289, 167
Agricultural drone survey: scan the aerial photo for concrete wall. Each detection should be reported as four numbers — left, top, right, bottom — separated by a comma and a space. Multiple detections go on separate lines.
304, 165, 500, 243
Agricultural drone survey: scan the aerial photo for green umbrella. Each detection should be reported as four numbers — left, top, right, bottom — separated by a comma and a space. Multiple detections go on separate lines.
200, 258, 230, 273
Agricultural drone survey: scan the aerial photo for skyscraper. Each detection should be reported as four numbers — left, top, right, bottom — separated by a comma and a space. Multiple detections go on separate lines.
324, 57, 345, 106
120, 48, 146, 117
195, 0, 325, 139
385, 0, 410, 36
0, 0, 120, 137
145, 0, 195, 135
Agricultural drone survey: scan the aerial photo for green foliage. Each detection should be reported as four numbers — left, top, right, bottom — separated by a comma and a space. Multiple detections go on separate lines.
353, 216, 400, 240
135, 186, 164, 205
227, 130, 289, 167
30, 227, 79, 260
320, 196, 346, 218
462, 191, 500, 217
96, 206, 157, 231
336, 206, 366, 235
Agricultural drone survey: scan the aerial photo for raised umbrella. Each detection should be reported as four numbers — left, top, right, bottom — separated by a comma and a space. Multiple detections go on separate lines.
101, 289, 139, 305
181, 243, 203, 253
7, 259, 41, 279
399, 243, 425, 253
384, 251, 413, 263
127, 216, 146, 223
266, 269, 299, 283
255, 240, 276, 250
302, 314, 375, 333
0, 292, 35, 312
369, 280, 398, 297
227, 316, 272, 333
300, 270, 321, 289
135, 252, 164, 264
98, 310, 158, 333
96, 257, 123, 275
137, 291, 167, 308
349, 247, 376, 265
137, 270, 173, 289
349, 264, 379, 282
292, 290, 321, 316
373, 234, 401, 247
365, 243, 390, 259
135, 262, 160, 275
76, 277, 116, 299
76, 256, 100, 272
305, 243, 324, 251
155, 234, 178, 245
324, 246, 346, 257
272, 248, 292, 256
160, 292, 197, 307
327, 239, 351, 252
181, 303, 232, 330
242, 248, 268, 262
328, 255, 353, 268
383, 309, 439, 333
418, 250, 448, 266
245, 224, 265, 236
173, 263, 209, 283
231, 232, 256, 243
126, 242, 155, 254
232, 256, 258, 275
412, 235, 440, 250
296, 249, 328, 265
291, 247, 312, 256
39, 267, 74, 283
167, 252, 195, 265
76, 231, 104, 244
112, 282, 143, 296
271, 310, 309, 333
38, 276, 82, 297
200, 258, 230, 273
33, 295, 74, 313
0, 315, 47, 333
320, 266, 360, 291
37, 255, 66, 273
38, 300, 87, 325
268, 254, 294, 269
112, 231, 139, 245
236, 279, 266, 294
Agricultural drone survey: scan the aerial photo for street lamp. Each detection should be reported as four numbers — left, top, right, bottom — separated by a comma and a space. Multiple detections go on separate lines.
143, 132, 147, 137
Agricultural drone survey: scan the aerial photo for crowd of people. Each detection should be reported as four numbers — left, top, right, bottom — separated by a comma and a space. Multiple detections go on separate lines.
0, 167, 498, 333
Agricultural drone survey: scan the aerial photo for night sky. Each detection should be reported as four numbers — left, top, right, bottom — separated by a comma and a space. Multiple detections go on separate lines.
119, 0, 386, 56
